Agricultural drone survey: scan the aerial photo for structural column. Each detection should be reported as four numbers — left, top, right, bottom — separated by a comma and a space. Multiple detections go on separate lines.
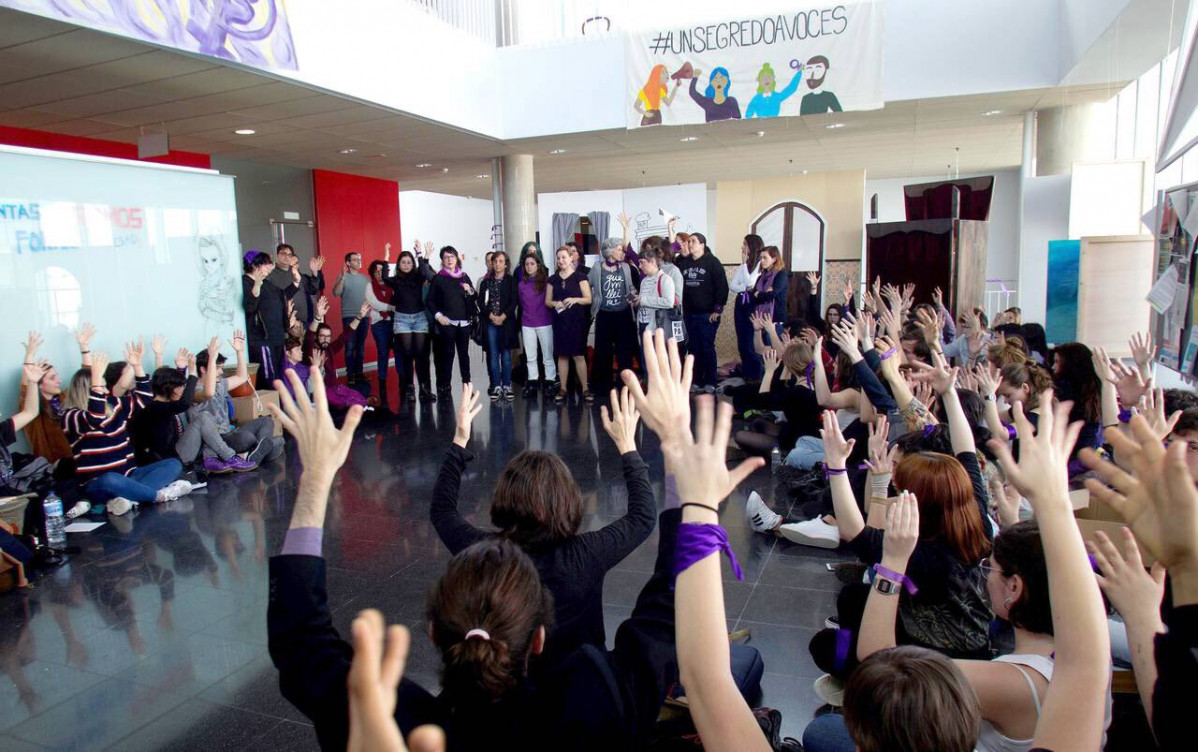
501, 154, 536, 260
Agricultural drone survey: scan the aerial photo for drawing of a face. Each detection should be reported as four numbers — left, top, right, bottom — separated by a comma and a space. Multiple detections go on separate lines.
806, 59, 828, 89
659, 67, 669, 85
200, 240, 222, 276
712, 72, 728, 94
758, 69, 775, 93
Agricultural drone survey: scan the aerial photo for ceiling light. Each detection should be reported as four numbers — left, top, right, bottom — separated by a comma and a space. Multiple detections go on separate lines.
371, 153, 388, 158
802, 170, 809, 175
441, 167, 449, 173
549, 148, 567, 155
754, 130, 765, 137
475, 173, 491, 179
981, 110, 1003, 117
338, 148, 358, 155
824, 123, 845, 130
234, 128, 256, 135
680, 136, 698, 142
416, 162, 433, 168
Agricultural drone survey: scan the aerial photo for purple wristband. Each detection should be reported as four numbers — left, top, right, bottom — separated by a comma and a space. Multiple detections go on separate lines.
1006, 424, 1016, 441
880, 347, 897, 360
824, 466, 847, 477
1118, 408, 1133, 424
872, 564, 918, 594
673, 523, 744, 584
281, 527, 324, 557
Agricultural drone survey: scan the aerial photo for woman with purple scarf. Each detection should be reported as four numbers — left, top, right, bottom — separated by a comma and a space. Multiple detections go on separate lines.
426, 246, 478, 400
746, 246, 789, 333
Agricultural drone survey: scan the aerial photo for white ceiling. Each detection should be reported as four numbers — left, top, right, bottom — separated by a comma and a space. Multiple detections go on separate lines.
0, 8, 1125, 198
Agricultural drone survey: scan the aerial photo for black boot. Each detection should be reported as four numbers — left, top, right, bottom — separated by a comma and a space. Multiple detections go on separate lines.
523, 379, 539, 398
377, 380, 393, 414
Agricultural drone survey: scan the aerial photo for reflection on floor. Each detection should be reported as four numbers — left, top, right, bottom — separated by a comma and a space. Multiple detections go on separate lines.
1, 371, 850, 751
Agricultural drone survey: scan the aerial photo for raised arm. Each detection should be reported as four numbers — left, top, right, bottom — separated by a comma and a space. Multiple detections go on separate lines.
74, 323, 96, 367
13, 359, 46, 432
821, 409, 866, 541
226, 332, 249, 392
857, 494, 919, 659
911, 351, 974, 456
626, 328, 768, 752
812, 337, 857, 409
1091, 347, 1120, 428
991, 395, 1108, 752
430, 384, 488, 554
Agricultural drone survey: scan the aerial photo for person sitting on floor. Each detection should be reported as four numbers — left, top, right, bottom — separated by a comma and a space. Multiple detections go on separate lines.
191, 332, 284, 469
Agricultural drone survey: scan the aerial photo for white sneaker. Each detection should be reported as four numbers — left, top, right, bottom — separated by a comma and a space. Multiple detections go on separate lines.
155, 480, 195, 503
107, 497, 134, 517
778, 518, 841, 549
64, 501, 91, 520
745, 491, 782, 533
813, 674, 845, 706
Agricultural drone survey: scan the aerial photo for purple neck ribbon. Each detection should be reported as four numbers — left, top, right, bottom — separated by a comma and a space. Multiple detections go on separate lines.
673, 523, 744, 585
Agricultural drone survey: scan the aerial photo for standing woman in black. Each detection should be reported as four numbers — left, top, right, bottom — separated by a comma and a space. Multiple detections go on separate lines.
427, 246, 477, 399
385, 241, 436, 403
242, 250, 297, 388
480, 251, 520, 401
547, 245, 593, 403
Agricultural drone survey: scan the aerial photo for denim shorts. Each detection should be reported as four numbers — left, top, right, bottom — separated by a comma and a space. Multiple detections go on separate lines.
393, 311, 429, 334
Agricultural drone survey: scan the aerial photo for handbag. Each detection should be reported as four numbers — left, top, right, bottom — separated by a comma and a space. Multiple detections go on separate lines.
652, 276, 687, 343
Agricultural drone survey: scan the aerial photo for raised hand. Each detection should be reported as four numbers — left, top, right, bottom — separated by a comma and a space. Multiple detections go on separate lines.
820, 409, 855, 470
805, 271, 820, 290
23, 358, 48, 384
230, 330, 245, 354
874, 335, 901, 379
915, 307, 942, 346
989, 390, 1081, 510
453, 383, 483, 448
1142, 387, 1181, 440
616, 211, 631, 230
882, 492, 920, 566
1129, 331, 1154, 370
932, 286, 944, 307
622, 329, 692, 452
90, 352, 110, 387
310, 348, 325, 373
310, 255, 326, 274
316, 296, 331, 321
1091, 346, 1115, 384
1089, 529, 1166, 631
989, 476, 1023, 527
271, 367, 363, 484
878, 305, 900, 339
975, 363, 999, 399
175, 348, 190, 369
661, 395, 764, 511
125, 338, 145, 369
842, 280, 854, 304
347, 609, 446, 752
423, 241, 434, 259
207, 336, 221, 359
22, 331, 43, 360
749, 311, 766, 331
865, 416, 898, 475
762, 347, 779, 373
600, 387, 641, 454
1109, 360, 1150, 408
911, 379, 937, 414
383, 243, 392, 262
830, 317, 861, 361
75, 322, 96, 351
909, 350, 957, 395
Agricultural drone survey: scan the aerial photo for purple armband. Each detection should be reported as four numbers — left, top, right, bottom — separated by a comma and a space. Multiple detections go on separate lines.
1006, 424, 1016, 441
872, 564, 918, 594
281, 527, 324, 557
673, 523, 744, 584
1118, 408, 1133, 424
880, 347, 897, 360
824, 466, 847, 477
804, 362, 815, 388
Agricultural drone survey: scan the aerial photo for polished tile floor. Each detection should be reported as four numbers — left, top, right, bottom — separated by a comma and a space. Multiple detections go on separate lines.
1, 365, 854, 751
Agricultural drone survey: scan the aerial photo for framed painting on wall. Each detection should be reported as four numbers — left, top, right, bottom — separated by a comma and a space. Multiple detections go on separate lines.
1045, 239, 1080, 345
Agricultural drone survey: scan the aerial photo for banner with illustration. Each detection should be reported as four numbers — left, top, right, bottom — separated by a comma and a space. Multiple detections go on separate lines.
625, 0, 884, 129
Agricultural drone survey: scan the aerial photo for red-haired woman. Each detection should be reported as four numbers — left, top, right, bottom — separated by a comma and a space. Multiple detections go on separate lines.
633, 64, 682, 126
809, 350, 993, 698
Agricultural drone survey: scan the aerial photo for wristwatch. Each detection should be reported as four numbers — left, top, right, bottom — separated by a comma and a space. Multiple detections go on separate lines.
873, 577, 901, 596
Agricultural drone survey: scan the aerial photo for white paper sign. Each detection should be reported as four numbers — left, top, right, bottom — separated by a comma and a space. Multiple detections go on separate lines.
1148, 263, 1181, 313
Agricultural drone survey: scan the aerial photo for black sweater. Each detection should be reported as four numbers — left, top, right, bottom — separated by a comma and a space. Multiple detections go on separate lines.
430, 444, 657, 669
268, 508, 679, 752
384, 259, 434, 314
132, 375, 197, 464
425, 272, 476, 322
676, 251, 729, 315
244, 274, 298, 346
1153, 602, 1198, 750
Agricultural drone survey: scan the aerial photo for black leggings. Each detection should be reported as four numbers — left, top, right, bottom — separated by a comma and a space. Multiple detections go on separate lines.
434, 324, 471, 389
395, 332, 431, 390
734, 419, 781, 458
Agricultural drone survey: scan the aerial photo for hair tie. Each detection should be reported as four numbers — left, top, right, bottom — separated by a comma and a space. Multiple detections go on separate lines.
464, 629, 490, 642
922, 424, 936, 438
243, 250, 259, 265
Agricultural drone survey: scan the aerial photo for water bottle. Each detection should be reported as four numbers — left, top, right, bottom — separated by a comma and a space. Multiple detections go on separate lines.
43, 492, 66, 550
770, 446, 782, 470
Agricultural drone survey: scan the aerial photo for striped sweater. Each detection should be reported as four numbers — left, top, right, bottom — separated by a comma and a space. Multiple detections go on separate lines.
61, 376, 151, 478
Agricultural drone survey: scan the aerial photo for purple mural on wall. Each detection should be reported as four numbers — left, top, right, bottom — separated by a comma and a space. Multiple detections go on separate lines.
5, 0, 299, 71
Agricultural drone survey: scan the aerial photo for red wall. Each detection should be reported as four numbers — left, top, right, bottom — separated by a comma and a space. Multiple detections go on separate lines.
0, 125, 211, 168
312, 169, 401, 374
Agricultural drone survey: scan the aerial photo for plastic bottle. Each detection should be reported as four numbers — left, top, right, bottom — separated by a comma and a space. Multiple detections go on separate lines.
770, 446, 782, 470
43, 492, 66, 549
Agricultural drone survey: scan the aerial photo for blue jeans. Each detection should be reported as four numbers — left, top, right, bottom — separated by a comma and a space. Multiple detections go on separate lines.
785, 436, 825, 470
342, 316, 370, 378
370, 320, 402, 384
684, 313, 719, 388
801, 713, 856, 752
486, 323, 512, 388
734, 299, 763, 382
86, 459, 183, 504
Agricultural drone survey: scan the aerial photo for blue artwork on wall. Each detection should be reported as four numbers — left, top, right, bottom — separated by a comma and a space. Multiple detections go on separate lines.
1045, 239, 1080, 345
